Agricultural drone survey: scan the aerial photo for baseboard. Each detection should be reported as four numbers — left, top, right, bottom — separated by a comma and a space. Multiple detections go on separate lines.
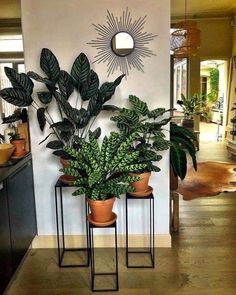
32, 234, 171, 248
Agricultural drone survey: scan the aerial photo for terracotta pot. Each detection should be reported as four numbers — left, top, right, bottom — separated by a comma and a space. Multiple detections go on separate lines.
129, 172, 151, 192
60, 157, 76, 184
88, 197, 115, 223
11, 139, 26, 157
181, 118, 194, 132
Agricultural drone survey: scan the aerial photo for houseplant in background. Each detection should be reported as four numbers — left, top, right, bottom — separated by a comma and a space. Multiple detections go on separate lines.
177, 93, 204, 131
170, 122, 197, 190
62, 131, 147, 224
110, 95, 171, 193
0, 48, 125, 159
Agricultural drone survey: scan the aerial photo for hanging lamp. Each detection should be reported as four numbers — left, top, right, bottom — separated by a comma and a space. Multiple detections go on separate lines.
171, 0, 201, 57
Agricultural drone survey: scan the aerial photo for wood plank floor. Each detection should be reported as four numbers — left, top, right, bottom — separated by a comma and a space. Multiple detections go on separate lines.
5, 142, 236, 294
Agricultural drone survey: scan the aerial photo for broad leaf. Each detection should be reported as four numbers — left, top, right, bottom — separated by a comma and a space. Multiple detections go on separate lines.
101, 105, 120, 112
46, 140, 64, 149
4, 67, 34, 94
37, 91, 53, 104
81, 70, 99, 100
37, 107, 46, 131
71, 53, 90, 87
40, 48, 60, 82
91, 127, 101, 139
27, 71, 55, 86
99, 74, 125, 103
50, 118, 74, 132
129, 95, 149, 116
58, 70, 74, 99
0, 88, 33, 107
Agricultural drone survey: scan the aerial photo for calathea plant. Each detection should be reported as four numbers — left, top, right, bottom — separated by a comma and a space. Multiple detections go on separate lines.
110, 95, 171, 173
62, 131, 147, 200
0, 48, 124, 158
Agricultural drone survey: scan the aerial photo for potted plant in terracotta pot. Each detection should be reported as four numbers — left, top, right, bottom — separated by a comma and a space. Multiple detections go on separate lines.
62, 131, 147, 224
170, 122, 197, 190
110, 95, 171, 193
8, 127, 26, 158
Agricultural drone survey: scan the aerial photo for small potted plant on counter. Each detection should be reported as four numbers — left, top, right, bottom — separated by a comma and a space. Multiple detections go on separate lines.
8, 127, 26, 158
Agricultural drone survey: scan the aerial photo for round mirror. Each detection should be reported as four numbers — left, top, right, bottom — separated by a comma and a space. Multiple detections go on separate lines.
111, 32, 134, 56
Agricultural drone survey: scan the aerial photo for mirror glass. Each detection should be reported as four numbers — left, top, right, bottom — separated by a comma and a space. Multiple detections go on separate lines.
111, 32, 134, 56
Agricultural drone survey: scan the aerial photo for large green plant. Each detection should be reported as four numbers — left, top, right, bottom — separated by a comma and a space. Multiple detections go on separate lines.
177, 93, 204, 119
170, 122, 197, 180
110, 95, 171, 173
62, 132, 147, 200
0, 48, 124, 158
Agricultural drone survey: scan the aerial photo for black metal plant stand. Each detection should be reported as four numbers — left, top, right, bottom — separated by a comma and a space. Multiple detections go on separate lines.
54, 179, 90, 267
89, 216, 119, 292
125, 192, 155, 268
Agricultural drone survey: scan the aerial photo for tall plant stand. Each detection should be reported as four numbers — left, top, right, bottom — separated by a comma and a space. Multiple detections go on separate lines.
88, 215, 119, 292
54, 179, 90, 267
125, 192, 155, 268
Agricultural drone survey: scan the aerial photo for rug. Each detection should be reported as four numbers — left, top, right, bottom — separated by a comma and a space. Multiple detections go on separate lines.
177, 161, 236, 200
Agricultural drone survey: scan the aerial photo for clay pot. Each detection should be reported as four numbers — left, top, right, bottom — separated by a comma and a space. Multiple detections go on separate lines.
88, 197, 115, 223
129, 172, 151, 192
60, 157, 76, 184
11, 139, 26, 157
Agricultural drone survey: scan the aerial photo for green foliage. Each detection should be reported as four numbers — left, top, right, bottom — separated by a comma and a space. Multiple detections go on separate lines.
62, 132, 147, 200
177, 93, 204, 119
0, 48, 125, 158
170, 122, 197, 180
110, 95, 171, 173
208, 68, 219, 103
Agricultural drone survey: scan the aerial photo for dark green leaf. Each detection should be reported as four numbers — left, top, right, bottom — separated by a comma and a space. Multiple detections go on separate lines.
99, 74, 125, 103
0, 88, 33, 107
27, 71, 55, 86
58, 70, 74, 99
40, 48, 60, 82
37, 91, 53, 104
38, 132, 55, 145
4, 67, 34, 94
81, 70, 99, 100
101, 105, 120, 112
91, 127, 101, 139
50, 118, 74, 132
37, 107, 46, 131
71, 53, 90, 87
46, 140, 64, 149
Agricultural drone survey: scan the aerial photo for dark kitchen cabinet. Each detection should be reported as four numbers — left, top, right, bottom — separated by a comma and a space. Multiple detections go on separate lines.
0, 155, 37, 294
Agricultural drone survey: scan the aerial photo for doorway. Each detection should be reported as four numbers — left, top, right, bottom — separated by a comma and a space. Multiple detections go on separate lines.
199, 59, 228, 144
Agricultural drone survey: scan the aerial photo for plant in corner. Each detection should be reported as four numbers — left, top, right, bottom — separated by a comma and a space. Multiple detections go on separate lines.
0, 48, 125, 160
170, 122, 197, 190
62, 131, 147, 223
110, 95, 171, 193
177, 93, 204, 131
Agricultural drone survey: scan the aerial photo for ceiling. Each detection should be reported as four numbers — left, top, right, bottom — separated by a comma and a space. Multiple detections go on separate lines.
171, 0, 236, 19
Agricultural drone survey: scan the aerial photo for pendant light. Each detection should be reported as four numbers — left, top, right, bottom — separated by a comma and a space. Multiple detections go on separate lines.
171, 0, 201, 57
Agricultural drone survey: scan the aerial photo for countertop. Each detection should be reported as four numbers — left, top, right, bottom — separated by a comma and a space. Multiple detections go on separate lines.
0, 153, 32, 182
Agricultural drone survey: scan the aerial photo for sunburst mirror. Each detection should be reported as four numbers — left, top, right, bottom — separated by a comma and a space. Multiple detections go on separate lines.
88, 8, 157, 77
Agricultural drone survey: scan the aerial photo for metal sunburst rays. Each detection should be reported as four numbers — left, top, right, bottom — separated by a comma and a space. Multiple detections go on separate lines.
88, 8, 157, 77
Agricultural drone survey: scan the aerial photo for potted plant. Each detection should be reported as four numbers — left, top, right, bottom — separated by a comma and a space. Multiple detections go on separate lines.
8, 127, 26, 158
62, 131, 147, 223
110, 95, 171, 192
177, 93, 204, 131
0, 48, 124, 159
170, 122, 197, 190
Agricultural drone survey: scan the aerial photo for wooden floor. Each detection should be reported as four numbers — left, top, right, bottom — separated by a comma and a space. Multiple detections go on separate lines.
5, 141, 236, 295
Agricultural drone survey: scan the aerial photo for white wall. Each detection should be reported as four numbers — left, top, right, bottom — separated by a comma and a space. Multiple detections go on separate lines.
21, 0, 171, 246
